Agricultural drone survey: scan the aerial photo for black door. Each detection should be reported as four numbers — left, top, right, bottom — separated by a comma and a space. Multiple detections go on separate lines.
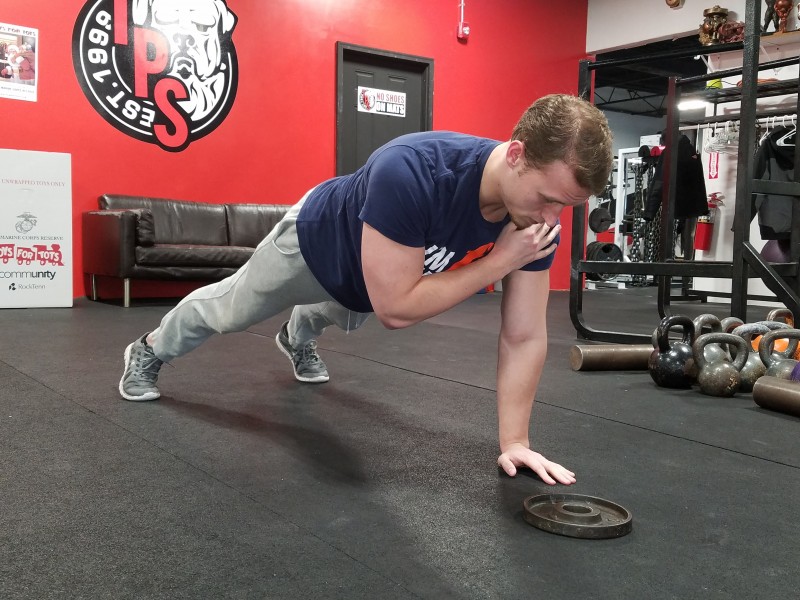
336, 43, 433, 176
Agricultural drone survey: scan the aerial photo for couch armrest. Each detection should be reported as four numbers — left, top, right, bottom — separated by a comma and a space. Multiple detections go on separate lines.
82, 210, 139, 277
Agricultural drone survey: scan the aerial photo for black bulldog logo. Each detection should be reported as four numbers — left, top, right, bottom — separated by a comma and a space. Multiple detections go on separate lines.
73, 0, 238, 151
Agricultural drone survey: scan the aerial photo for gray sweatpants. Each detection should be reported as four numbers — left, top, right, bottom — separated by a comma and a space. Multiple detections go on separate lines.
150, 192, 370, 363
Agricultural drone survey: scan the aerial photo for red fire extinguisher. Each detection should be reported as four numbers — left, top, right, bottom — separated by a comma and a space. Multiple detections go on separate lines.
695, 192, 724, 251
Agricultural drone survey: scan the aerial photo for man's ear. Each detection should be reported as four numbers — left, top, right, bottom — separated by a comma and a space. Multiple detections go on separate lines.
506, 140, 526, 169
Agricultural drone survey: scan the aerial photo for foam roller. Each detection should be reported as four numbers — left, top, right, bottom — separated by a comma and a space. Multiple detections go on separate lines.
753, 376, 800, 418
569, 344, 653, 372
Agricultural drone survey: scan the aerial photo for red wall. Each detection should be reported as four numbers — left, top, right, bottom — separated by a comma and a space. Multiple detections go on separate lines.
1, 0, 589, 298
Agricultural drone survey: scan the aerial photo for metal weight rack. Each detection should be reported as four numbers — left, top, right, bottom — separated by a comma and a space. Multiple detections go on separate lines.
570, 0, 800, 343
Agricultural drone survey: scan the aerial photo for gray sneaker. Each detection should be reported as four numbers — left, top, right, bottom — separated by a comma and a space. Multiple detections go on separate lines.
119, 334, 163, 401
275, 321, 329, 383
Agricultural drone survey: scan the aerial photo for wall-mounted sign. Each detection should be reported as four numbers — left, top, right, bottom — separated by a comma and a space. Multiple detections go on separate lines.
357, 86, 406, 118
0, 150, 72, 308
0, 22, 38, 102
72, 0, 239, 152
708, 151, 719, 180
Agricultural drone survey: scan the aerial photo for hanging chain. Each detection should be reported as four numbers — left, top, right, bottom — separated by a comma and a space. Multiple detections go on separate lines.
644, 205, 661, 266
644, 157, 659, 266
628, 163, 648, 286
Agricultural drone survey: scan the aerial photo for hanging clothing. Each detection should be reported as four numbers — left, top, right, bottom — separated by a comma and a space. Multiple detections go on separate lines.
644, 134, 709, 220
751, 125, 795, 240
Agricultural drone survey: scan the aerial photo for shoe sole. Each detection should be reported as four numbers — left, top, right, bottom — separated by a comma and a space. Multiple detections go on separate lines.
119, 342, 161, 401
275, 332, 329, 383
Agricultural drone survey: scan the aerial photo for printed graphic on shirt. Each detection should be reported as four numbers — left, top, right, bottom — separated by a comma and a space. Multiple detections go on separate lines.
72, 0, 238, 152
423, 242, 493, 275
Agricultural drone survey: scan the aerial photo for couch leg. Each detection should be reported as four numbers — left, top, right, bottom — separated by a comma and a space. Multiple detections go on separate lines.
90, 275, 98, 301
124, 278, 131, 308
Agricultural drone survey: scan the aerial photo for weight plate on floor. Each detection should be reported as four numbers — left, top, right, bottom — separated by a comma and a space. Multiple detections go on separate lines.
522, 493, 632, 539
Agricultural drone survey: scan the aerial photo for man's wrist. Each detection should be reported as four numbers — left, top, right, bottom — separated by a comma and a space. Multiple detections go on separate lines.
499, 439, 530, 453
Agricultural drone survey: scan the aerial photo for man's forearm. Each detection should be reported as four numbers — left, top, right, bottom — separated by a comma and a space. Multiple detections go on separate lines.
377, 256, 509, 329
496, 335, 547, 451
362, 221, 560, 330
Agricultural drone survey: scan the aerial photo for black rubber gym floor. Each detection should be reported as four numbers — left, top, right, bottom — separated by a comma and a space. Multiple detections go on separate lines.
1, 287, 798, 599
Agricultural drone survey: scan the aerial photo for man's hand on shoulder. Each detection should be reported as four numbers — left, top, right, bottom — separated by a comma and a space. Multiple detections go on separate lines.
497, 442, 576, 485
492, 221, 560, 272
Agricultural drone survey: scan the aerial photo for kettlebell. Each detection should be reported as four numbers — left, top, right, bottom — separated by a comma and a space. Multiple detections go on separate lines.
754, 309, 799, 358
693, 333, 748, 397
649, 315, 696, 389
720, 316, 744, 333
755, 321, 797, 358
758, 328, 800, 380
766, 308, 794, 327
731, 323, 769, 392
692, 314, 728, 364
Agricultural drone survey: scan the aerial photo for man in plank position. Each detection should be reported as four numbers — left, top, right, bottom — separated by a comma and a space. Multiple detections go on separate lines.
119, 94, 613, 485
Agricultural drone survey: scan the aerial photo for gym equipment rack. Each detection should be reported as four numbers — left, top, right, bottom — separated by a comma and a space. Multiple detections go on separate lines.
571, 0, 800, 343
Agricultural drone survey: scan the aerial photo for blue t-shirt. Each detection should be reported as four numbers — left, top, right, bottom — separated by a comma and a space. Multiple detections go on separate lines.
296, 131, 558, 313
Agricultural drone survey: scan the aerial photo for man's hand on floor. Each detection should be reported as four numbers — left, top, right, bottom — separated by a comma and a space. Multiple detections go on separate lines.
497, 443, 576, 485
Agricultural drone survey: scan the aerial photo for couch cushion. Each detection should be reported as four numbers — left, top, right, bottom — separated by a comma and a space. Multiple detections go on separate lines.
135, 245, 253, 268
101, 195, 228, 246
226, 203, 290, 248
135, 209, 156, 246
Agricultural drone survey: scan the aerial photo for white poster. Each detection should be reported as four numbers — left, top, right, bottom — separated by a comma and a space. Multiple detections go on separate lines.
357, 86, 406, 118
0, 150, 72, 308
0, 22, 38, 102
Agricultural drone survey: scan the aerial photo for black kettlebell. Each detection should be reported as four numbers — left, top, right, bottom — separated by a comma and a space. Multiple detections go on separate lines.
693, 333, 748, 397
649, 315, 696, 389
759, 328, 800, 379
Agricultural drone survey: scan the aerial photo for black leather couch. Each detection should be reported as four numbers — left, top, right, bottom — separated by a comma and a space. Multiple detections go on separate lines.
83, 194, 291, 307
